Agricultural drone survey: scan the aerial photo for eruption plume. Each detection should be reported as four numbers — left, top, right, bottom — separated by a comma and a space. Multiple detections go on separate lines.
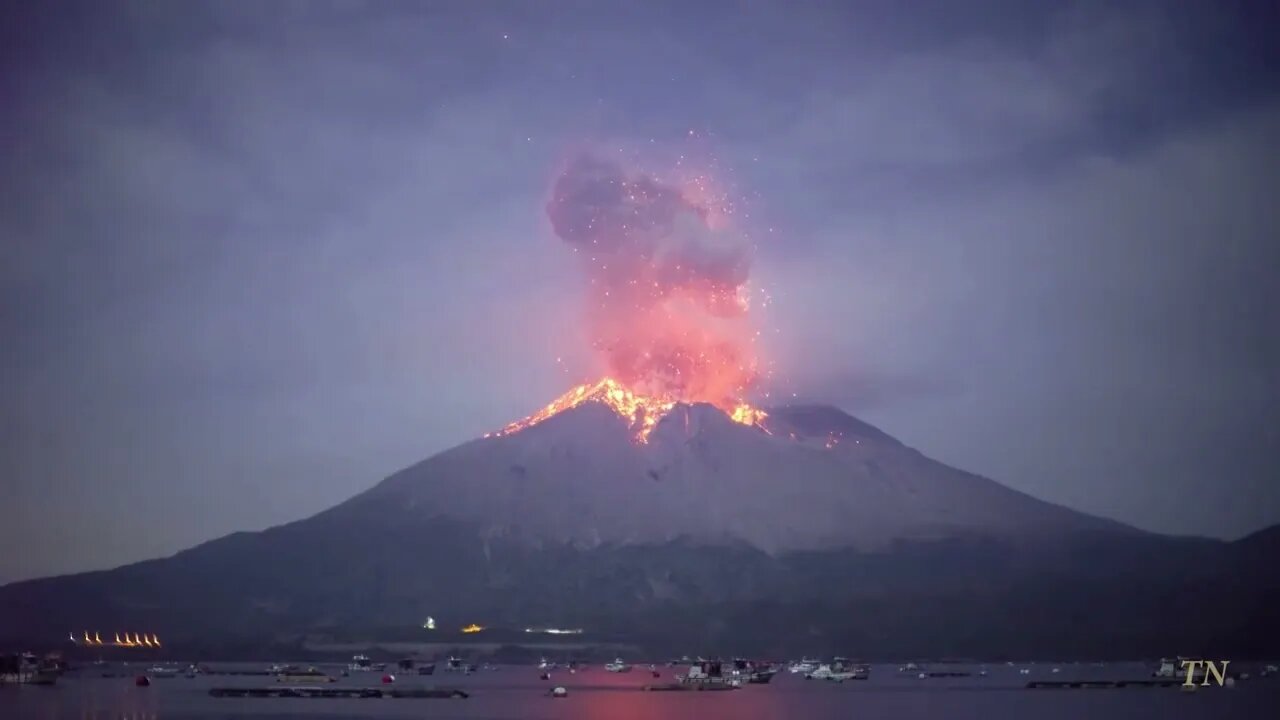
545, 155, 759, 409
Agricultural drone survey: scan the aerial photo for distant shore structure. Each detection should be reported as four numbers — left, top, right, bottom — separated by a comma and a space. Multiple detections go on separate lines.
68, 631, 159, 648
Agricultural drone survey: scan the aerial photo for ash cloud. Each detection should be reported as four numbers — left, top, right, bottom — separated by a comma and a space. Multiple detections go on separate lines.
545, 155, 757, 403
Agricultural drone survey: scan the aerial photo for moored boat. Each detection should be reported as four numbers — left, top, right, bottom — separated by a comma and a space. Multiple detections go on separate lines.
748, 664, 780, 684
676, 661, 743, 688
604, 658, 633, 673
443, 656, 475, 673
348, 654, 386, 672
0, 653, 59, 685
806, 659, 870, 682
788, 658, 820, 674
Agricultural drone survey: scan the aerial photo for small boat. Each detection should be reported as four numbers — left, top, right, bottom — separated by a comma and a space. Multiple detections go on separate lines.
0, 653, 59, 685
604, 658, 633, 673
146, 666, 182, 679
417, 663, 436, 676
677, 661, 743, 688
348, 654, 385, 672
443, 656, 475, 673
727, 659, 778, 684
788, 658, 820, 674
806, 660, 869, 682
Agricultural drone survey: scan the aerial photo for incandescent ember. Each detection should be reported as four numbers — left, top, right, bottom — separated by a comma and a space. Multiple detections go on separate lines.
546, 155, 763, 406
488, 377, 766, 443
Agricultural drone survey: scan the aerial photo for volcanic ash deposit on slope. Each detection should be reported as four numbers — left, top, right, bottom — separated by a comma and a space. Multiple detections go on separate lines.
360, 398, 1128, 554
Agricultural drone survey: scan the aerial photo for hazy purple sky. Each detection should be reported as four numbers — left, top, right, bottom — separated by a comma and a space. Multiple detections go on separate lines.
2, 0, 1277, 583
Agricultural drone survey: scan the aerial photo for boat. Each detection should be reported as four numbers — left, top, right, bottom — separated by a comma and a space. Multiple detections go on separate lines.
806, 659, 870, 682
747, 665, 779, 684
788, 658, 820, 674
146, 665, 182, 679
604, 658, 633, 673
726, 659, 778, 684
443, 656, 474, 673
0, 653, 58, 685
676, 661, 742, 688
275, 666, 334, 683
347, 654, 386, 672
417, 662, 436, 676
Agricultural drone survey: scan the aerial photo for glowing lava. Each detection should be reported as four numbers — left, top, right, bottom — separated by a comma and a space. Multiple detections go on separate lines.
488, 377, 767, 443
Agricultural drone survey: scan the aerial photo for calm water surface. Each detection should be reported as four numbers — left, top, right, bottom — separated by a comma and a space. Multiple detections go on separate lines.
3, 662, 1277, 719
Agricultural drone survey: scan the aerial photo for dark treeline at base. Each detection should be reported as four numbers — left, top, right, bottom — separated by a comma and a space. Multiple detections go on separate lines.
3, 517, 1277, 661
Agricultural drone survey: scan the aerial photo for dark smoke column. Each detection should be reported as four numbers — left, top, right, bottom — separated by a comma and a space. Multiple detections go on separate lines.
546, 155, 758, 407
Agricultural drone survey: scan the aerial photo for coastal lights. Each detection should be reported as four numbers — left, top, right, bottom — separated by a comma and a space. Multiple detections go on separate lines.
70, 631, 160, 647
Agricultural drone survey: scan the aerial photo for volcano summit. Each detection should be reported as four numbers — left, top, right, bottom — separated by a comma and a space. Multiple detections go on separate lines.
2, 390, 1273, 659
384, 383, 1124, 554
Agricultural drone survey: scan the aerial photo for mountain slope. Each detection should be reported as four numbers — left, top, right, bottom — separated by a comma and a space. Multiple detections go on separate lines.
350, 401, 1132, 554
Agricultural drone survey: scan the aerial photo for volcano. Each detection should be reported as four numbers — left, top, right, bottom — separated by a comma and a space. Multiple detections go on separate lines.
1, 390, 1276, 659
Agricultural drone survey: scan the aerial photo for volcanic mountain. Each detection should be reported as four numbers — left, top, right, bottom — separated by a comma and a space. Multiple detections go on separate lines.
1, 387, 1275, 659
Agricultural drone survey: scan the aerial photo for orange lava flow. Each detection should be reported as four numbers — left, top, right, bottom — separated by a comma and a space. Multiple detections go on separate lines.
487, 377, 767, 443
